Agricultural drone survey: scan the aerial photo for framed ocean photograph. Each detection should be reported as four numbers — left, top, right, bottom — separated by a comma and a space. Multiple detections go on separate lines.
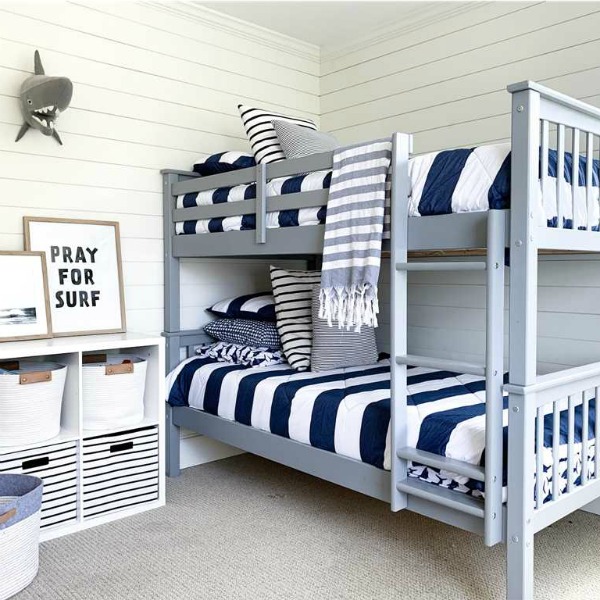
0, 251, 52, 342
24, 217, 126, 337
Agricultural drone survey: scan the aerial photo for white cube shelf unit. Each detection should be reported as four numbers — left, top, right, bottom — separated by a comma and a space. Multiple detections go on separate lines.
0, 332, 165, 541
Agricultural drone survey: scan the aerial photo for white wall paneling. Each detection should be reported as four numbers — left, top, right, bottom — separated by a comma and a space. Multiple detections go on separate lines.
321, 3, 600, 153
323, 2, 600, 379
0, 1, 319, 336
0, 1, 319, 467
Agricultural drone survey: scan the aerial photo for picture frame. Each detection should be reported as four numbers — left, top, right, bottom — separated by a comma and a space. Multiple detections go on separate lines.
24, 217, 127, 337
0, 251, 52, 342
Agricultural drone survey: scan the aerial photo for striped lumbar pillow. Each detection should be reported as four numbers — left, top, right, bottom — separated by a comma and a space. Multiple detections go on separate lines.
238, 104, 317, 164
310, 286, 378, 371
270, 266, 321, 371
273, 120, 338, 159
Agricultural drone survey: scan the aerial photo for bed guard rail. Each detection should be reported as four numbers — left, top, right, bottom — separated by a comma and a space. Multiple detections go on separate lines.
163, 150, 334, 246
508, 81, 600, 252
505, 362, 600, 532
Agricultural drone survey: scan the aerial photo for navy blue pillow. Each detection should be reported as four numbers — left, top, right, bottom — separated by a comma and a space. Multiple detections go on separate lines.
193, 151, 256, 176
204, 318, 281, 350
207, 292, 276, 322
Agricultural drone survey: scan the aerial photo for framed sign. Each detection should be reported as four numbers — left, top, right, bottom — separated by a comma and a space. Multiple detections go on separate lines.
24, 217, 126, 336
0, 251, 52, 342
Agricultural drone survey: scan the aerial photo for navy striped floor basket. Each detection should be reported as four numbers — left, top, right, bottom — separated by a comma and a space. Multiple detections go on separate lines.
0, 474, 43, 599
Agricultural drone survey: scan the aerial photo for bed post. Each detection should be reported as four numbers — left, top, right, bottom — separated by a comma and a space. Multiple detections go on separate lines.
506, 85, 541, 600
484, 208, 506, 547
166, 404, 181, 478
162, 171, 182, 373
162, 171, 182, 477
390, 132, 412, 512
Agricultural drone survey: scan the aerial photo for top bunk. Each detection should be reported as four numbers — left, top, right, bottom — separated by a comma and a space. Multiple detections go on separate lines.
162, 81, 600, 259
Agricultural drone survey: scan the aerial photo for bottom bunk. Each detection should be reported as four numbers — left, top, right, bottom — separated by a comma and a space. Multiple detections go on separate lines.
166, 357, 597, 507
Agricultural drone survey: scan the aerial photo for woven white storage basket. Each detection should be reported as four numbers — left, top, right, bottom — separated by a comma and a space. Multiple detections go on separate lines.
0, 475, 43, 600
0, 362, 67, 447
82, 355, 147, 430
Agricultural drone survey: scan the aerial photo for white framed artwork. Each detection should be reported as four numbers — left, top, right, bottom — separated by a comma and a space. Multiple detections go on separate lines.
0, 251, 52, 342
24, 217, 126, 336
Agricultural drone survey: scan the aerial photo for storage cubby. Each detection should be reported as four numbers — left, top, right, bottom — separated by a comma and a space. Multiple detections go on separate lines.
0, 440, 78, 531
81, 345, 161, 436
0, 333, 165, 541
82, 426, 159, 520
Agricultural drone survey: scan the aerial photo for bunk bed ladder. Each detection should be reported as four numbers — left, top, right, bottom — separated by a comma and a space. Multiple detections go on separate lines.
390, 143, 506, 547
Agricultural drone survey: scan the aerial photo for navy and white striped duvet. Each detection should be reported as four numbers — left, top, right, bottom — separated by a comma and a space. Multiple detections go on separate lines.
167, 358, 391, 468
409, 143, 600, 229
166, 359, 597, 502
175, 143, 600, 236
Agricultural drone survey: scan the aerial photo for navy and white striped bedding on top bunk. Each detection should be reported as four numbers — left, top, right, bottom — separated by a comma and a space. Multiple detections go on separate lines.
166, 357, 597, 503
176, 143, 600, 236
176, 170, 331, 235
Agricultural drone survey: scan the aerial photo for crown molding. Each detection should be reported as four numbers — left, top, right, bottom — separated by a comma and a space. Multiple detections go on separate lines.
141, 1, 320, 64
321, 2, 485, 65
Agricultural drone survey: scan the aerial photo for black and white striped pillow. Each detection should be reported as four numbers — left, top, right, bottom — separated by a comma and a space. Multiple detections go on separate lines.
238, 104, 317, 165
270, 266, 321, 371
310, 286, 378, 371
273, 120, 338, 159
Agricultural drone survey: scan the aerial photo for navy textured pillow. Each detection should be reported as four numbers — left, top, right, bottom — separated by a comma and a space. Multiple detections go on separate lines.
207, 292, 276, 322
193, 151, 256, 176
204, 318, 280, 350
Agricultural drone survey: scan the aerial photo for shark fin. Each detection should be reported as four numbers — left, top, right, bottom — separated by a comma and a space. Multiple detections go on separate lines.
52, 129, 63, 145
34, 50, 45, 76
15, 122, 30, 143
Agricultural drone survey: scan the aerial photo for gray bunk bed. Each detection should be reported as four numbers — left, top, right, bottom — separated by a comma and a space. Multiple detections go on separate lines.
162, 81, 600, 600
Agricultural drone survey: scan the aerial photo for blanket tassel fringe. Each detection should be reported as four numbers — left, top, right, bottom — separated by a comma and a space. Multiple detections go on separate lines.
319, 285, 379, 332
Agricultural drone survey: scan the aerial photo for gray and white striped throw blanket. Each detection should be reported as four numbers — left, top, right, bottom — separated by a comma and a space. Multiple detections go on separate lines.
319, 139, 393, 330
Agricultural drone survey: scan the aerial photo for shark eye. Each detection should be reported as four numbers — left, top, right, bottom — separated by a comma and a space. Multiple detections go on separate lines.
26, 99, 32, 105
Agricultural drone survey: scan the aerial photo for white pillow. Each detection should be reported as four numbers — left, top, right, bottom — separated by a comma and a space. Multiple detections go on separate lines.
273, 120, 338, 159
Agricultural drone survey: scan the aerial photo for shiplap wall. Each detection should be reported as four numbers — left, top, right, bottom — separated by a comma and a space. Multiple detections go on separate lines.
0, 0, 319, 465
321, 1, 600, 373
0, 0, 319, 332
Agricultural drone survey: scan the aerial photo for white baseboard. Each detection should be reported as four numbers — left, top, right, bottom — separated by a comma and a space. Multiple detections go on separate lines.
180, 433, 245, 469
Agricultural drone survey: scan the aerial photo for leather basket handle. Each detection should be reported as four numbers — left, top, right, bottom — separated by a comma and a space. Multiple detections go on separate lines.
0, 508, 16, 526
19, 371, 52, 385
105, 362, 133, 376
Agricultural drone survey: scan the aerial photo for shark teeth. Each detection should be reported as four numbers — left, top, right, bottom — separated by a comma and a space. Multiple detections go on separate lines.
31, 105, 57, 128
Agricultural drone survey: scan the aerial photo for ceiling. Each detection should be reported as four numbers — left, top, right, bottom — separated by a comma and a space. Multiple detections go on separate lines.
199, 1, 446, 49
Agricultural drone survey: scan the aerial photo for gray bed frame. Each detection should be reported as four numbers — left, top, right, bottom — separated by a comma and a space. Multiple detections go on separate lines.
162, 81, 600, 599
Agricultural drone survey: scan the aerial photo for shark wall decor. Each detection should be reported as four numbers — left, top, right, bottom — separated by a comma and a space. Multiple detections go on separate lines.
15, 50, 73, 145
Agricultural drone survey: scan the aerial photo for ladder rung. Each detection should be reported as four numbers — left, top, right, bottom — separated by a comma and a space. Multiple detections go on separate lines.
397, 447, 486, 482
396, 261, 487, 272
397, 478, 485, 518
396, 354, 486, 377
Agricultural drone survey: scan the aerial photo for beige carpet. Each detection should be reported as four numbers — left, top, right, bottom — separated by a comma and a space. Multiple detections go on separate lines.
14, 454, 600, 600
